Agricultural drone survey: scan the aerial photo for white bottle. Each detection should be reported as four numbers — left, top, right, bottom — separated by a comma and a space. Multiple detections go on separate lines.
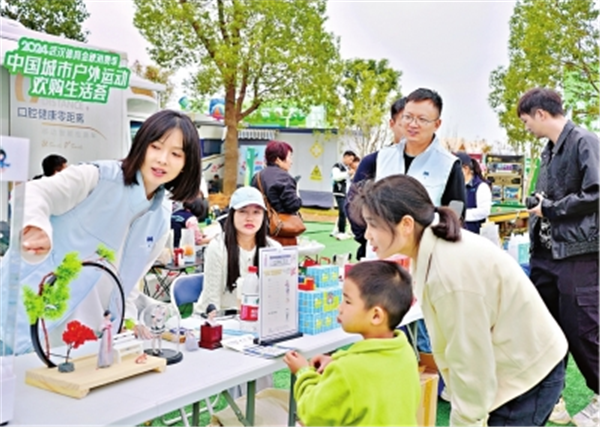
240, 266, 259, 321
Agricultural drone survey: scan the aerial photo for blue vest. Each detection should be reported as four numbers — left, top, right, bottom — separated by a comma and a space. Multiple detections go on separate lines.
171, 209, 194, 247
375, 137, 456, 206
465, 175, 486, 234
2, 160, 170, 355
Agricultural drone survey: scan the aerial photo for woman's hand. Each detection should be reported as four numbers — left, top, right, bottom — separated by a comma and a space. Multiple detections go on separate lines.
310, 354, 333, 374
22, 226, 50, 256
283, 350, 309, 375
133, 324, 153, 340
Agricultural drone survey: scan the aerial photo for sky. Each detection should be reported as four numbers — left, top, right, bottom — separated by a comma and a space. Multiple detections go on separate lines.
83, 0, 517, 144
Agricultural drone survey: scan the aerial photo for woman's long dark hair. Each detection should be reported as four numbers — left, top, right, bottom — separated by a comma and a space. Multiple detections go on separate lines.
223, 208, 269, 293
350, 174, 462, 243
121, 110, 202, 201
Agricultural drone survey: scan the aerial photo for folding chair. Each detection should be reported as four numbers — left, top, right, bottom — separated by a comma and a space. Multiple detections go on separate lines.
162, 273, 219, 426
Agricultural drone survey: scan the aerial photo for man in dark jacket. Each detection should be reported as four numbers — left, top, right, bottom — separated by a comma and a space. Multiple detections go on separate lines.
331, 150, 358, 240
518, 87, 599, 426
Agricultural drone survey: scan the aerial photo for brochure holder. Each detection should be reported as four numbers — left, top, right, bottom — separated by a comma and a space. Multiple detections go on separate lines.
255, 247, 302, 346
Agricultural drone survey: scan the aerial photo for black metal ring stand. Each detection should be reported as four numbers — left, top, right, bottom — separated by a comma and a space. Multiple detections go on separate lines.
30, 260, 125, 368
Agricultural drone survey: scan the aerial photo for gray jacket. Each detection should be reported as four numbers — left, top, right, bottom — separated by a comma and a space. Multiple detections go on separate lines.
531, 120, 599, 259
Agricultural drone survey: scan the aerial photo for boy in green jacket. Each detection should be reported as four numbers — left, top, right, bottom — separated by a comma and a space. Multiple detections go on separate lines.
283, 260, 421, 426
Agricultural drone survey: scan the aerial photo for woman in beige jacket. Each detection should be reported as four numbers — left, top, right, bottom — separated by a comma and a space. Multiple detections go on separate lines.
353, 174, 568, 426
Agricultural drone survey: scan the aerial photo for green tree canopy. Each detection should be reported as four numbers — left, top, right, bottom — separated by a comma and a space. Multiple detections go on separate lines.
488, 0, 599, 158
0, 0, 90, 42
334, 58, 402, 157
133, 0, 341, 194
131, 60, 175, 109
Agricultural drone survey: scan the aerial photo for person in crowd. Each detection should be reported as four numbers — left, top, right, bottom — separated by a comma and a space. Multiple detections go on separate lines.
374, 88, 465, 214
194, 186, 281, 313
331, 150, 359, 240
352, 174, 567, 426
2, 109, 202, 355
455, 151, 492, 233
518, 87, 599, 427
346, 97, 407, 260
283, 260, 420, 426
171, 195, 210, 247
251, 140, 302, 246
32, 154, 67, 180
208, 174, 223, 194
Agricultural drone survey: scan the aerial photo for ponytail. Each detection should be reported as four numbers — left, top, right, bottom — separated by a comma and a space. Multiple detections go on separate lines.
430, 206, 462, 242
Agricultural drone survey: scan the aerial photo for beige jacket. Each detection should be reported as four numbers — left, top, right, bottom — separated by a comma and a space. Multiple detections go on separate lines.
413, 227, 568, 426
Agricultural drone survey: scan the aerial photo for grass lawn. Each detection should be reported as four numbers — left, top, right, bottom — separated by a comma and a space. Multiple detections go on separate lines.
147, 219, 592, 426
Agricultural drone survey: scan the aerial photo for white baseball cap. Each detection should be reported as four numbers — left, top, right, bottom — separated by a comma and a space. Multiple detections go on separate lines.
229, 186, 266, 210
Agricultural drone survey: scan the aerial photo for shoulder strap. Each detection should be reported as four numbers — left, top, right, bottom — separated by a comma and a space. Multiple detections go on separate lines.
255, 172, 274, 211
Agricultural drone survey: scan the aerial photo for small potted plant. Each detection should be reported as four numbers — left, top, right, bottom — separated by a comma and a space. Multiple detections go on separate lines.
59, 320, 97, 373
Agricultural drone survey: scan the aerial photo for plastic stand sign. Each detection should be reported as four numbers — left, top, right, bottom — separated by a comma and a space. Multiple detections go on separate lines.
256, 246, 302, 345
0, 136, 29, 425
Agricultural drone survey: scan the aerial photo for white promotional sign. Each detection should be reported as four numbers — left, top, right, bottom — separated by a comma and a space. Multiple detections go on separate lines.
258, 246, 299, 343
0, 136, 29, 182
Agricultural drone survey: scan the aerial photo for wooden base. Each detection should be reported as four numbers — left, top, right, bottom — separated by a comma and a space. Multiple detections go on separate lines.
25, 353, 166, 399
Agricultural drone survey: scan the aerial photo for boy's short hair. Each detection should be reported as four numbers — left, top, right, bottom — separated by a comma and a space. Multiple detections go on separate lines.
346, 260, 413, 330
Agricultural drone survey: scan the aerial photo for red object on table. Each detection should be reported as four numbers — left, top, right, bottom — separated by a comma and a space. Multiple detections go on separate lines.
173, 248, 184, 267
199, 323, 222, 350
299, 277, 315, 291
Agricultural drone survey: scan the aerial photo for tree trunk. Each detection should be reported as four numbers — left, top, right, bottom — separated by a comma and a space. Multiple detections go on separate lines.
223, 85, 239, 196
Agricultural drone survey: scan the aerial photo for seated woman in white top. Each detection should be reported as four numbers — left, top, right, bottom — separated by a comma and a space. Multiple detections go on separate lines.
195, 186, 281, 314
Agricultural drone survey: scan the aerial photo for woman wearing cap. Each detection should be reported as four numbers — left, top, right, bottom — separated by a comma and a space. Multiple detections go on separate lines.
353, 174, 567, 426
194, 186, 281, 313
456, 151, 492, 234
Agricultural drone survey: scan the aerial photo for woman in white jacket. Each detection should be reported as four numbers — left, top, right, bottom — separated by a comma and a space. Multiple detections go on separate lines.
195, 186, 280, 314
352, 174, 567, 426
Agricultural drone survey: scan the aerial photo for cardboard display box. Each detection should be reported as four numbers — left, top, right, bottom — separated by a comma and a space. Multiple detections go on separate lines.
418, 353, 440, 426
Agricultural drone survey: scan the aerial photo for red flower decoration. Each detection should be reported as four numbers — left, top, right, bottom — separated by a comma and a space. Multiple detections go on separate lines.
62, 320, 98, 363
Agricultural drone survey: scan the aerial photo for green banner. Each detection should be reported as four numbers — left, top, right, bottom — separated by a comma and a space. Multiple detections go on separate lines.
3, 37, 130, 104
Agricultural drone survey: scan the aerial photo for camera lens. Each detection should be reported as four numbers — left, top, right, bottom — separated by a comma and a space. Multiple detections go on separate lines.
525, 196, 539, 209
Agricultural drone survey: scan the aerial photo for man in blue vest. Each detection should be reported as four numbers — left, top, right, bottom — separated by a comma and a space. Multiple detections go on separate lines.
375, 88, 465, 213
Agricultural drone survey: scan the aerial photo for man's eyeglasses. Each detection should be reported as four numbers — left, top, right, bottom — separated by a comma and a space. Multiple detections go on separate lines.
400, 114, 438, 126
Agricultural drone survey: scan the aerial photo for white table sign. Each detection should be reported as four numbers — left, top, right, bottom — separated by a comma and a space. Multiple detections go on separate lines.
257, 246, 300, 343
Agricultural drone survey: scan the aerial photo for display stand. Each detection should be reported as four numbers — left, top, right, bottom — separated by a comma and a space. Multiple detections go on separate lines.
485, 154, 525, 205
256, 247, 302, 346
25, 353, 166, 399
0, 136, 29, 425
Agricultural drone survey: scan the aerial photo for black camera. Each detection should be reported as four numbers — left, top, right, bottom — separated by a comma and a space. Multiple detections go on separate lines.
525, 192, 544, 209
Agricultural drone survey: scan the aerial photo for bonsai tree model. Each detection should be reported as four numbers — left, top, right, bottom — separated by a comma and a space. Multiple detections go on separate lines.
60, 320, 97, 372
22, 244, 117, 364
22, 252, 82, 358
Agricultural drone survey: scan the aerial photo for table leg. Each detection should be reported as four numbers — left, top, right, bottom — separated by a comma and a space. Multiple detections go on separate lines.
246, 380, 256, 426
288, 373, 297, 426
191, 401, 200, 426
222, 390, 251, 427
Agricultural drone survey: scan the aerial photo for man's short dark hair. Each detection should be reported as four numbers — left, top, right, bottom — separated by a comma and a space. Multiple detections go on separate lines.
390, 97, 407, 119
343, 150, 358, 160
406, 88, 443, 116
42, 154, 67, 177
517, 87, 565, 117
346, 260, 413, 330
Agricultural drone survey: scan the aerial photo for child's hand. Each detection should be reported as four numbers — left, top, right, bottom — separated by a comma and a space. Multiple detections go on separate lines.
310, 354, 333, 374
283, 350, 309, 375
22, 226, 50, 256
